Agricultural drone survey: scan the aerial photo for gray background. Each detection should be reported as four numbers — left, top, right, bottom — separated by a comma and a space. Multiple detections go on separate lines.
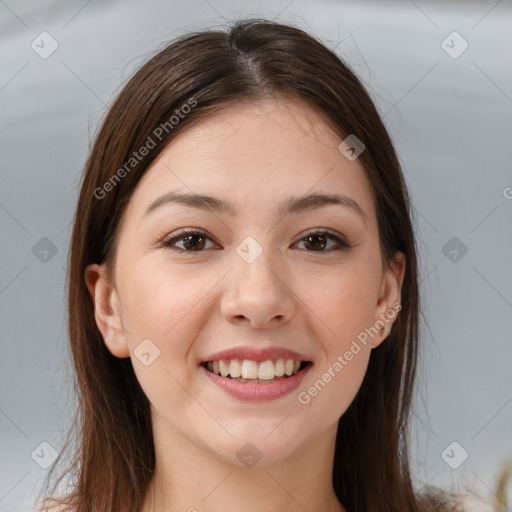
1, 0, 511, 511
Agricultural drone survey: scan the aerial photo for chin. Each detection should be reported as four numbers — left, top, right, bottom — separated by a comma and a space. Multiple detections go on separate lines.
203, 424, 305, 468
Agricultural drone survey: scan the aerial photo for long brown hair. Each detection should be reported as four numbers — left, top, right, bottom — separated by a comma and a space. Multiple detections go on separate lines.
39, 18, 464, 512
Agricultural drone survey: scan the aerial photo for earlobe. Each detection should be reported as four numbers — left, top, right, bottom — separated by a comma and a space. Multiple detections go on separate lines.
84, 263, 130, 358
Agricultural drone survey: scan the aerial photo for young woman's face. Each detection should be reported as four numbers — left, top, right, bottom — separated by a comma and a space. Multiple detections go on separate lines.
86, 97, 404, 467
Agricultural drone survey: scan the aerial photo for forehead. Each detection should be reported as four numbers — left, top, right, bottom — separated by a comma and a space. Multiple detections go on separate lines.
159, 97, 343, 163
126, 97, 376, 223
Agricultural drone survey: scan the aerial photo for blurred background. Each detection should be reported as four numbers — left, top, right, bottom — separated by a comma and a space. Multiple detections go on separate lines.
1, 0, 511, 511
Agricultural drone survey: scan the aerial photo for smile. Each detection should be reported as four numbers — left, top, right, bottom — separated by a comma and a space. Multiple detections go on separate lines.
201, 358, 310, 383
200, 358, 313, 401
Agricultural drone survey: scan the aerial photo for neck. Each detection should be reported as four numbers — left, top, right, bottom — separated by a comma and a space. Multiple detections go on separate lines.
142, 409, 345, 512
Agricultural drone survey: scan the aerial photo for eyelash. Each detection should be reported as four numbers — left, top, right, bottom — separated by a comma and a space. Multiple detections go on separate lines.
159, 228, 352, 253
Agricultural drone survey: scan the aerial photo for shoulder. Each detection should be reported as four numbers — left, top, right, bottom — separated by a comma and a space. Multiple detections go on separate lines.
459, 496, 494, 512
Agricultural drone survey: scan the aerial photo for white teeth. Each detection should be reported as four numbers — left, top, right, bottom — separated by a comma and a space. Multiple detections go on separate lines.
241, 360, 258, 379
258, 360, 275, 380
205, 357, 306, 379
219, 360, 230, 377
229, 359, 241, 378
275, 358, 285, 377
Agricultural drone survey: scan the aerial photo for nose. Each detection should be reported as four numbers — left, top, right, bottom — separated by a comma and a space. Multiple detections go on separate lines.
220, 251, 295, 329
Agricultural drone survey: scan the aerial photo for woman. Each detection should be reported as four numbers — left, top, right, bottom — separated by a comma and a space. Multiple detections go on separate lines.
39, 18, 467, 512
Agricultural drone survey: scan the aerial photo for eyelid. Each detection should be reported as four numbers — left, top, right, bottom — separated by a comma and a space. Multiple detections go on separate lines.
297, 228, 350, 246
293, 229, 352, 252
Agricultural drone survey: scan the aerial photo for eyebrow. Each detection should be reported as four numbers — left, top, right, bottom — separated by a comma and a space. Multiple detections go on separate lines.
144, 191, 367, 223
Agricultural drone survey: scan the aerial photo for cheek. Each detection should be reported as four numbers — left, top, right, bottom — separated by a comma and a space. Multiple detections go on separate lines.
118, 263, 209, 386
302, 258, 381, 341
120, 260, 207, 338
120, 267, 207, 419
295, 259, 378, 417
297, 340, 371, 435
333, 350, 370, 420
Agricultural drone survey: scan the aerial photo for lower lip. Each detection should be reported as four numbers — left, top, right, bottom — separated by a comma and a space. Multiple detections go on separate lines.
199, 363, 312, 401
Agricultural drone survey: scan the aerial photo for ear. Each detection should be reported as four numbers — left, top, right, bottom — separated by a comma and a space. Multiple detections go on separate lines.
370, 251, 406, 349
84, 263, 130, 358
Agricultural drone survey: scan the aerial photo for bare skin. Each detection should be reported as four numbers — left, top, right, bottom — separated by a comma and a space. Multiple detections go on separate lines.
85, 96, 405, 512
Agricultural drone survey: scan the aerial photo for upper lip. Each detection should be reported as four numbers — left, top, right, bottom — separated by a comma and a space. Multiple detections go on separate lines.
200, 346, 312, 364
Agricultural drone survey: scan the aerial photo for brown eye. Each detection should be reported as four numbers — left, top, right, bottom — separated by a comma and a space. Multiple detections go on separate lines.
303, 233, 327, 251
295, 231, 350, 252
178, 233, 206, 251
162, 230, 217, 252
161, 229, 350, 253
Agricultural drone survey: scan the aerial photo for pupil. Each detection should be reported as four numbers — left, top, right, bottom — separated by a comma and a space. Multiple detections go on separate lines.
184, 234, 204, 250
305, 234, 326, 251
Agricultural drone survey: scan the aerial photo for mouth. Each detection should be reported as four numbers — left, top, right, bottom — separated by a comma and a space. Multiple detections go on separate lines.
200, 358, 312, 384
